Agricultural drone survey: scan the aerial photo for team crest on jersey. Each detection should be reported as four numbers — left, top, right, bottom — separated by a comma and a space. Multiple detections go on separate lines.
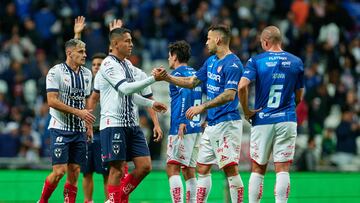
85, 78, 89, 85
113, 144, 120, 154
54, 148, 62, 158
217, 66, 222, 73
63, 77, 70, 85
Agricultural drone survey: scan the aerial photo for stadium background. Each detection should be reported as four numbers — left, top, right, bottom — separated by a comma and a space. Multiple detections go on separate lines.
0, 0, 359, 202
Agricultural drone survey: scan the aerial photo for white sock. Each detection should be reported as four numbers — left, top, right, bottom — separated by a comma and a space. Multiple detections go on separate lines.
169, 175, 184, 203
248, 173, 264, 203
185, 178, 197, 203
196, 173, 212, 203
227, 175, 244, 203
275, 172, 290, 203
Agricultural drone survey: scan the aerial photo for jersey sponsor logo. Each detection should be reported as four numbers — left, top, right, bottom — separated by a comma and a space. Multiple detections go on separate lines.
269, 112, 285, 118
207, 84, 220, 92
114, 133, 121, 140
227, 80, 238, 85
123, 183, 135, 195
265, 62, 277, 67
269, 56, 287, 60
207, 72, 221, 82
54, 148, 62, 158
272, 73, 285, 79
281, 61, 291, 67
258, 112, 269, 119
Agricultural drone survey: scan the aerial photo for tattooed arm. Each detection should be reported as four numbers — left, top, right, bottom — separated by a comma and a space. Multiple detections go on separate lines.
185, 89, 236, 120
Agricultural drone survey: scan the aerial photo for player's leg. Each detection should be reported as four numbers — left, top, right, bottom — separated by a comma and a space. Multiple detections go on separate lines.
101, 127, 127, 203
65, 163, 81, 203
182, 167, 196, 203
92, 134, 109, 201
212, 121, 244, 203
248, 124, 274, 203
167, 163, 183, 203
182, 132, 200, 203
273, 122, 297, 203
65, 133, 87, 203
39, 164, 67, 203
39, 130, 69, 203
82, 173, 94, 203
120, 126, 151, 202
196, 126, 217, 203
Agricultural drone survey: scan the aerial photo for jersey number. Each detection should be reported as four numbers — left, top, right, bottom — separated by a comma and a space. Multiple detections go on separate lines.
267, 85, 283, 108
193, 99, 201, 122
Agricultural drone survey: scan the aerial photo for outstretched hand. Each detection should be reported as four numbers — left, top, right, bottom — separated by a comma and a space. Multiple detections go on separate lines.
109, 19, 123, 31
74, 16, 86, 36
152, 101, 167, 113
152, 67, 168, 81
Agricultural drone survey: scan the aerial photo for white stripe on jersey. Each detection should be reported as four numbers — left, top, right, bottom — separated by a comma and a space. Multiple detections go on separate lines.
46, 63, 92, 132
95, 56, 145, 129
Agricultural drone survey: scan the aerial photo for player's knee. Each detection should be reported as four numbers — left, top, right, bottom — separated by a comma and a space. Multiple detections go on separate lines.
140, 163, 152, 175
53, 168, 66, 179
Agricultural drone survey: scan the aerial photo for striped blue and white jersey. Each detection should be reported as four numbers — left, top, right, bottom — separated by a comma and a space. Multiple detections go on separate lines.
94, 55, 146, 129
46, 63, 92, 132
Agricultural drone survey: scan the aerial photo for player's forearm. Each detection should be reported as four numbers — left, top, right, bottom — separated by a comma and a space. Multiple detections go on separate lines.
86, 92, 99, 110
146, 96, 160, 126
202, 89, 236, 110
238, 85, 250, 114
48, 97, 81, 117
295, 88, 304, 106
74, 32, 81, 39
118, 76, 156, 95
133, 93, 155, 107
165, 75, 199, 89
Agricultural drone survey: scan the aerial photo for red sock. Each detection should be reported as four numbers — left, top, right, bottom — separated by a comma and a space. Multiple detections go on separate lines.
108, 184, 121, 203
39, 179, 58, 203
64, 182, 77, 203
120, 174, 140, 203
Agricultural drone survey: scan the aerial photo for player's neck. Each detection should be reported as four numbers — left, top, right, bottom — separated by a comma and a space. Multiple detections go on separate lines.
267, 45, 283, 52
65, 59, 80, 73
216, 47, 232, 60
174, 62, 187, 69
110, 51, 126, 61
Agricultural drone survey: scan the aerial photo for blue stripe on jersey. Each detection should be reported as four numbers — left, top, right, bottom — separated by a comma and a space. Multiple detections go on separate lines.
242, 51, 304, 125
143, 93, 153, 98
47, 88, 59, 92
115, 79, 127, 90
195, 54, 243, 126
169, 66, 202, 135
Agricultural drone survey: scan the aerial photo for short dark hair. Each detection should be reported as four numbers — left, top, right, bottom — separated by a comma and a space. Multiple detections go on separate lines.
109, 27, 131, 41
208, 24, 231, 44
168, 40, 191, 63
65, 39, 85, 50
91, 53, 107, 61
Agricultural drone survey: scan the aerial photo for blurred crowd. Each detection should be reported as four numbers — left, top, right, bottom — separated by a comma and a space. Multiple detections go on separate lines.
0, 0, 359, 170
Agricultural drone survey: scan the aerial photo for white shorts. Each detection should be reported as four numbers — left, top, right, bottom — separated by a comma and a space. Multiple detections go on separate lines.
250, 122, 297, 165
197, 120, 242, 169
166, 133, 201, 167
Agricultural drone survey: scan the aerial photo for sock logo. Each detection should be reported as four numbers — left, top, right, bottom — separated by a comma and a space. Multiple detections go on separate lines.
123, 184, 135, 195
196, 187, 206, 203
186, 191, 190, 203
237, 187, 244, 203
172, 187, 181, 203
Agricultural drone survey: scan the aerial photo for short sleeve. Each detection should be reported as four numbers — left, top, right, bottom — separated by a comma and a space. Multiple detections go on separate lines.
296, 60, 305, 89
242, 57, 257, 81
223, 61, 242, 90
93, 73, 100, 93
85, 72, 92, 97
100, 60, 126, 90
46, 67, 60, 92
195, 60, 208, 83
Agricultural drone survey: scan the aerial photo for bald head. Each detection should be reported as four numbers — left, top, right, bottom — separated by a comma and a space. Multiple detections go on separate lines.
261, 26, 282, 45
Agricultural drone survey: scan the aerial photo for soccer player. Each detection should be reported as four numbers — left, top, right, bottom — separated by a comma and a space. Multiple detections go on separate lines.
90, 27, 167, 203
38, 38, 95, 203
154, 25, 245, 203
238, 26, 304, 203
166, 40, 202, 203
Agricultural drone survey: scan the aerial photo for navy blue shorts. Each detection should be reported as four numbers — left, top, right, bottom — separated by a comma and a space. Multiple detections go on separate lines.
50, 129, 86, 165
81, 132, 108, 175
100, 126, 150, 163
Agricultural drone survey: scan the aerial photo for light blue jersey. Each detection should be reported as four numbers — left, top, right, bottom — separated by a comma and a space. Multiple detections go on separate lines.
242, 51, 304, 126
169, 66, 202, 135
195, 53, 243, 126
